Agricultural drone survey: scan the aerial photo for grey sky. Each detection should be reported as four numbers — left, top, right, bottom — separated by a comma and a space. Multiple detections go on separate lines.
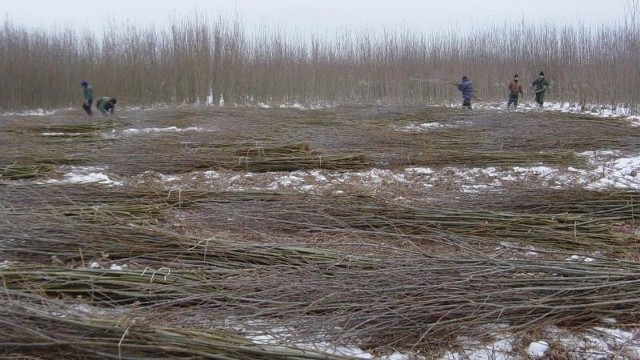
1, 0, 629, 35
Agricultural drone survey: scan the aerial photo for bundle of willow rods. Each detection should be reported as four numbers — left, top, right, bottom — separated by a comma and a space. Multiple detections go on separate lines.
93, 137, 370, 175
0, 128, 95, 169
1, 218, 362, 270
0, 163, 56, 180
411, 127, 586, 167
417, 149, 584, 167
2, 184, 637, 261
411, 112, 638, 153
2, 196, 639, 354
460, 188, 640, 218
2, 106, 640, 357
0, 292, 346, 360
3, 184, 639, 352
231, 154, 370, 172
7, 122, 117, 134
395, 112, 640, 168
1, 184, 173, 225
1, 253, 639, 352
1, 185, 363, 266
2, 105, 639, 174
182, 141, 312, 156
185, 193, 634, 253
0, 183, 287, 226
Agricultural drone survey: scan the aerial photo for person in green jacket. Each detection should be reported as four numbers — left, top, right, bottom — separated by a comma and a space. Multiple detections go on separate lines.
96, 97, 117, 116
531, 71, 549, 108
81, 80, 93, 115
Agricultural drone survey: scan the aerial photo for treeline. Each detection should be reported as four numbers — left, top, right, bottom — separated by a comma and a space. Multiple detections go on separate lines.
0, 15, 638, 110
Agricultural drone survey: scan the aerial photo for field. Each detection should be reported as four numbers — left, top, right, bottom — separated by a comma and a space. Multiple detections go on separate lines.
1, 104, 640, 359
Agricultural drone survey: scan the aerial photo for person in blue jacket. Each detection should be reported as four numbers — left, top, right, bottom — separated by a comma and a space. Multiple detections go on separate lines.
457, 76, 474, 109
81, 80, 93, 115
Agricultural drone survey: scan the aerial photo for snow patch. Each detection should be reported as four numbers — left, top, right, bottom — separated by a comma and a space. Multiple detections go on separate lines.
42, 166, 122, 186
527, 341, 549, 358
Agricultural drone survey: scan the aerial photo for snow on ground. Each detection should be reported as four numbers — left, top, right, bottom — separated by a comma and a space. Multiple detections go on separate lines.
463, 100, 634, 117
236, 320, 639, 360
40, 165, 122, 186
120, 126, 209, 136
439, 325, 640, 360
118, 147, 640, 196
1, 108, 58, 116
41, 132, 90, 137
400, 120, 475, 132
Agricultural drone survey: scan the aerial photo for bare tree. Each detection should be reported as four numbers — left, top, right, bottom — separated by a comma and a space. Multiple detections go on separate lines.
626, 0, 640, 112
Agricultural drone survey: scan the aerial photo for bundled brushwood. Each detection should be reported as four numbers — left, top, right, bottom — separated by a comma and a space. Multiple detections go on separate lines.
0, 294, 347, 360
407, 112, 637, 154
2, 184, 635, 258
2, 189, 640, 353
1, 215, 372, 270
0, 136, 94, 167
233, 142, 311, 157
232, 154, 369, 172
1, 184, 171, 224
417, 149, 584, 167
411, 127, 586, 167
91, 137, 369, 175
0, 120, 110, 168
1, 254, 639, 352
184, 194, 633, 253
0, 188, 362, 267
461, 188, 640, 218
182, 141, 312, 157
2, 105, 640, 357
0, 184, 286, 224
6, 122, 118, 134
396, 113, 639, 168
0, 163, 56, 180
3, 105, 640, 174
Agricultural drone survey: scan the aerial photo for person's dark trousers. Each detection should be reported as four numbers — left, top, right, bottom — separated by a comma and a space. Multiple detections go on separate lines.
82, 101, 93, 115
507, 93, 518, 108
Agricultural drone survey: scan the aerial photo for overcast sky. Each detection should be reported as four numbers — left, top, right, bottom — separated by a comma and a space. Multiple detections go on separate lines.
1, 0, 630, 35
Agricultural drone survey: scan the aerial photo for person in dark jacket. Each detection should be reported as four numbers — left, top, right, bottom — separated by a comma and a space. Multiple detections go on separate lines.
457, 76, 474, 109
507, 74, 524, 109
81, 80, 93, 115
96, 97, 117, 116
531, 71, 549, 108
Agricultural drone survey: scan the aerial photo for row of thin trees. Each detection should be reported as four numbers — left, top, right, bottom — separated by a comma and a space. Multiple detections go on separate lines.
0, 12, 638, 110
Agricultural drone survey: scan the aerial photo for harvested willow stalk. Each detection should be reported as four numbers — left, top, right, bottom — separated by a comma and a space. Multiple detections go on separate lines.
2, 105, 640, 357
0, 163, 56, 180
0, 293, 349, 359
232, 154, 369, 172
1, 253, 639, 352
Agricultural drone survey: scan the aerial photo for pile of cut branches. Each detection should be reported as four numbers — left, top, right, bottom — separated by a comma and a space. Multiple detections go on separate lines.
1, 246, 639, 354
1, 163, 57, 180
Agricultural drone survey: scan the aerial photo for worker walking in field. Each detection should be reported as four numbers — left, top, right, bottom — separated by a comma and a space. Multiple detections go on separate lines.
531, 71, 549, 108
96, 97, 117, 116
507, 74, 524, 110
81, 80, 93, 115
457, 76, 474, 109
